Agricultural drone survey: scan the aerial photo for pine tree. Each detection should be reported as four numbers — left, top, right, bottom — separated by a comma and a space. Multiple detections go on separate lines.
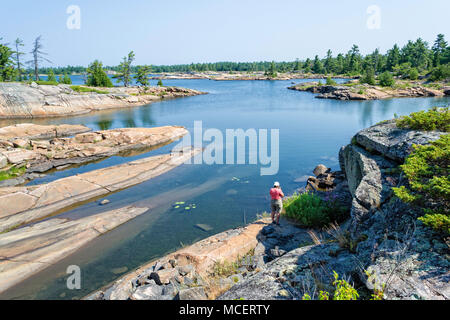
86, 60, 113, 87
47, 69, 56, 82
432, 34, 448, 67
113, 51, 135, 87
134, 65, 151, 87
14, 38, 25, 81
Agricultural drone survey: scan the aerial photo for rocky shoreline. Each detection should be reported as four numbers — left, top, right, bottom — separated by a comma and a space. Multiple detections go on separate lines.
288, 81, 449, 100
0, 123, 189, 187
151, 72, 357, 81
0, 82, 206, 119
85, 118, 449, 301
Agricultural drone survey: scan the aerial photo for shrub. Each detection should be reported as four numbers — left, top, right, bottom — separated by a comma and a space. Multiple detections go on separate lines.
408, 68, 419, 80
332, 271, 359, 300
392, 134, 449, 234
360, 67, 375, 85
0, 166, 26, 182
378, 71, 395, 87
429, 64, 450, 82
396, 107, 449, 132
157, 79, 163, 86
30, 80, 59, 86
326, 76, 337, 85
283, 192, 348, 228
70, 85, 109, 94
418, 213, 450, 234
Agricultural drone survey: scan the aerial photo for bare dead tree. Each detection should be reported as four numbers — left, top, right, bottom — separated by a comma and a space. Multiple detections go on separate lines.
27, 36, 52, 81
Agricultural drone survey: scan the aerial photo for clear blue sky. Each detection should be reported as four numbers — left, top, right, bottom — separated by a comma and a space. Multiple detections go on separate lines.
1, 0, 449, 67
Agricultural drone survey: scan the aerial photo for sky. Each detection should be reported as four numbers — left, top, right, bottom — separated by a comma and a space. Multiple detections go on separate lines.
1, 0, 449, 67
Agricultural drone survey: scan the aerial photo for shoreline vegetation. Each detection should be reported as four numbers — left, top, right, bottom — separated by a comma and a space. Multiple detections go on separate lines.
85, 108, 448, 301
0, 32, 449, 300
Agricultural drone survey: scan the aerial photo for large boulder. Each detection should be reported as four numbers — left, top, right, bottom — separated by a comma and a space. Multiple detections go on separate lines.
353, 120, 444, 162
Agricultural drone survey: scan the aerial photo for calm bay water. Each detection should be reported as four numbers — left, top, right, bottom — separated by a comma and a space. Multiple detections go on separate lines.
0, 79, 448, 300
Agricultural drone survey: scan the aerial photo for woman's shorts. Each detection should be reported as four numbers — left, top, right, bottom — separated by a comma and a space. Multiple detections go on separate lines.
271, 199, 283, 214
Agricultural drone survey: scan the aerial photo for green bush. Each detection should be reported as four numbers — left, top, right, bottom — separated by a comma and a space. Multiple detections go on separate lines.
283, 192, 348, 228
378, 71, 395, 87
326, 76, 337, 85
70, 85, 109, 94
29, 80, 59, 86
418, 214, 450, 234
393, 134, 449, 234
0, 166, 26, 182
429, 64, 450, 82
396, 107, 449, 132
360, 67, 375, 85
408, 68, 419, 80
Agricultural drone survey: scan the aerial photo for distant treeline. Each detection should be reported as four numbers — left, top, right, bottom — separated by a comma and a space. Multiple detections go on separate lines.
1, 34, 449, 83
38, 34, 450, 78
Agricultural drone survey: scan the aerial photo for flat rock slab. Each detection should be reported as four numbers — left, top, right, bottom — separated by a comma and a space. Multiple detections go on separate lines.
0, 125, 189, 176
0, 147, 201, 233
0, 123, 90, 141
0, 205, 148, 294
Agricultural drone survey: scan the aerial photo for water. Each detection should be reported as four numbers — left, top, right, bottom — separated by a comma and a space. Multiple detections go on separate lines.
0, 79, 448, 300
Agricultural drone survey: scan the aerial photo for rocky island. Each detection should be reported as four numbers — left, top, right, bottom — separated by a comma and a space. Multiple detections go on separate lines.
0, 82, 205, 119
288, 80, 449, 100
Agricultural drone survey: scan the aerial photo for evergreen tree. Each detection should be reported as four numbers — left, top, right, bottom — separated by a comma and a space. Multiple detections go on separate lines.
134, 65, 151, 87
268, 61, 277, 78
86, 60, 113, 87
157, 79, 163, 86
386, 44, 401, 71
113, 51, 135, 87
360, 66, 376, 85
63, 72, 72, 84
0, 42, 16, 81
312, 55, 324, 74
324, 49, 335, 74
432, 34, 448, 66
47, 69, 56, 82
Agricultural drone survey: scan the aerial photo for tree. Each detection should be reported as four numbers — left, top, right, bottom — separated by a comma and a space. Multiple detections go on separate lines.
360, 66, 376, 85
27, 36, 52, 81
62, 72, 72, 84
13, 38, 25, 81
47, 69, 56, 82
386, 44, 400, 71
268, 61, 277, 78
113, 51, 135, 87
157, 79, 163, 86
324, 49, 335, 74
378, 71, 395, 87
312, 55, 324, 74
0, 42, 15, 81
86, 60, 113, 87
432, 34, 448, 67
134, 65, 151, 87
408, 67, 419, 80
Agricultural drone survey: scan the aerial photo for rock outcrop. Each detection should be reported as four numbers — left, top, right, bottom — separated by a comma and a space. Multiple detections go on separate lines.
0, 124, 189, 186
0, 82, 205, 119
0, 146, 201, 233
288, 81, 447, 100
0, 205, 149, 294
220, 120, 449, 300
